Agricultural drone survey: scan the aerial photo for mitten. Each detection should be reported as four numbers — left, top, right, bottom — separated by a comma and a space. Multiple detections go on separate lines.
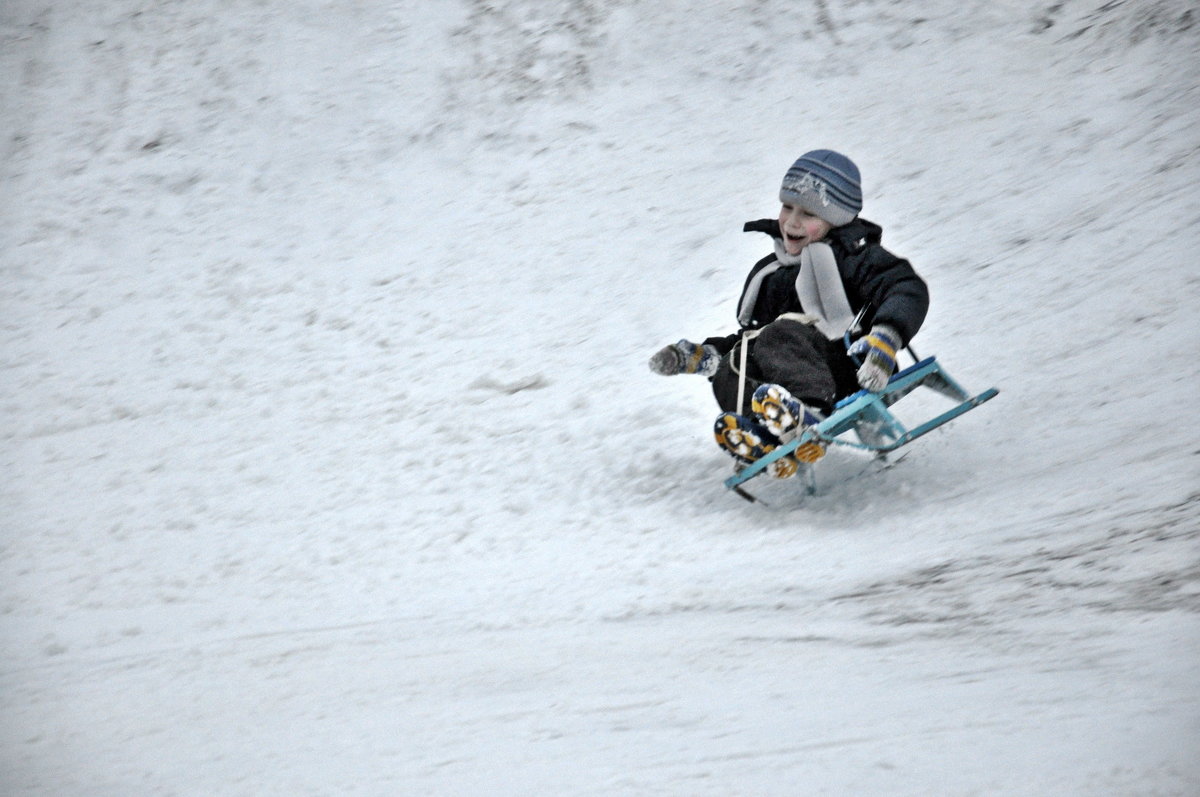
648, 339, 721, 376
847, 325, 901, 392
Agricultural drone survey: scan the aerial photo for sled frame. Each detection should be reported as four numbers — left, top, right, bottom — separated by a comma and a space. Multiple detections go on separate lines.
724, 356, 998, 500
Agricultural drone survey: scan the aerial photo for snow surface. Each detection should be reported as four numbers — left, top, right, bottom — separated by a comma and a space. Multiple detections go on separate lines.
2, 0, 1199, 794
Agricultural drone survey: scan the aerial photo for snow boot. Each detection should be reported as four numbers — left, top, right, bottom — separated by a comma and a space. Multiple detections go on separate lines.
749, 383, 827, 464
713, 412, 801, 479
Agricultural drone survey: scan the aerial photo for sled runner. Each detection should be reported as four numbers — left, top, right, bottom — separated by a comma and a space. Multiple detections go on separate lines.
725, 356, 998, 502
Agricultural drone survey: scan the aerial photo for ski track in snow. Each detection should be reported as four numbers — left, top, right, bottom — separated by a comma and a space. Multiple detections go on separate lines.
2, 1, 1199, 794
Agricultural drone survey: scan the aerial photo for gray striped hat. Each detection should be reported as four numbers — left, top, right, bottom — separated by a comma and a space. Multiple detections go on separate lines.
779, 149, 863, 227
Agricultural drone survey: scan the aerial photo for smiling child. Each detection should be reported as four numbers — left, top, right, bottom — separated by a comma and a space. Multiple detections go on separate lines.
649, 149, 929, 477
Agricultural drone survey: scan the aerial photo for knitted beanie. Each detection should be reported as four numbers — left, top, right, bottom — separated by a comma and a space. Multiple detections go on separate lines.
779, 149, 863, 227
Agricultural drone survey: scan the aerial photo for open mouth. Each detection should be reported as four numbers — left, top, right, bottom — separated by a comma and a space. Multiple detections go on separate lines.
784, 231, 807, 250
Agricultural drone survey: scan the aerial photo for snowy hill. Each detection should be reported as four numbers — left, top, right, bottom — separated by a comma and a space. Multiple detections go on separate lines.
2, 0, 1198, 794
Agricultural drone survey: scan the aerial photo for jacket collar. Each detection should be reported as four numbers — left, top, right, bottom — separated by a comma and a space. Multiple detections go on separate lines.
744, 217, 883, 254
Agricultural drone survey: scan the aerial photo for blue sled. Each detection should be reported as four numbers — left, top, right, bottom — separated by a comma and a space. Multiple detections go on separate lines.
724, 356, 998, 502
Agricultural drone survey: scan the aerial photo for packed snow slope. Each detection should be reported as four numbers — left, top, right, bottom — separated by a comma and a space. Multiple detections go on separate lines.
2, 0, 1199, 794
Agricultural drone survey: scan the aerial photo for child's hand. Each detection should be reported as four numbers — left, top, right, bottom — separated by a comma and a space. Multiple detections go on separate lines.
848, 325, 901, 392
649, 340, 721, 376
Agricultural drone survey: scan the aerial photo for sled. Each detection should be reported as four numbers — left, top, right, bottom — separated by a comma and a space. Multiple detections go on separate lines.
724, 356, 998, 502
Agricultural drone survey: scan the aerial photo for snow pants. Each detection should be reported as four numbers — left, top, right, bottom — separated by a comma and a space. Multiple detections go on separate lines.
709, 317, 860, 417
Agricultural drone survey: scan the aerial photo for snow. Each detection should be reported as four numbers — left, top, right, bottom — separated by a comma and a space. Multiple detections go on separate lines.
2, 0, 1198, 793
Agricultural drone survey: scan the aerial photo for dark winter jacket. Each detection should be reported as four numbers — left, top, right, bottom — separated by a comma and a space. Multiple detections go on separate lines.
703, 217, 929, 355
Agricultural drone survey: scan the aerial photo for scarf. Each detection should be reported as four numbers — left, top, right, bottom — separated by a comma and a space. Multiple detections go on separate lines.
736, 240, 855, 340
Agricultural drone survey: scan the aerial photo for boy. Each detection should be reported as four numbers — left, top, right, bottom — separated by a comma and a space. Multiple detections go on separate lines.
649, 149, 929, 478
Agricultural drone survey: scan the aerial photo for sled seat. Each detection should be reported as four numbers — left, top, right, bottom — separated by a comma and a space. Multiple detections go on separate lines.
724, 356, 998, 498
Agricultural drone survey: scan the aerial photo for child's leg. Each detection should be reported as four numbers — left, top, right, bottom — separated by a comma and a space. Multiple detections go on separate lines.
709, 319, 849, 415
748, 318, 838, 415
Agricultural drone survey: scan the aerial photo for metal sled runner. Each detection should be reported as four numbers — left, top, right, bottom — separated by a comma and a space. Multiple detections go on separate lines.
724, 356, 998, 502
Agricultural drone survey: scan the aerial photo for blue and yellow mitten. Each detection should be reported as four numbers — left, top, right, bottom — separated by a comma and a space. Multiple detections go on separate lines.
648, 339, 721, 377
847, 325, 901, 392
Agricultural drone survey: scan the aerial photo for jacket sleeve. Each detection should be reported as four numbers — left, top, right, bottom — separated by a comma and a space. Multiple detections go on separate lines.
845, 245, 929, 345
701, 332, 740, 356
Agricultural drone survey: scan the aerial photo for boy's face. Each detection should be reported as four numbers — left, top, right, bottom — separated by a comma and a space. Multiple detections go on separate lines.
778, 203, 832, 255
